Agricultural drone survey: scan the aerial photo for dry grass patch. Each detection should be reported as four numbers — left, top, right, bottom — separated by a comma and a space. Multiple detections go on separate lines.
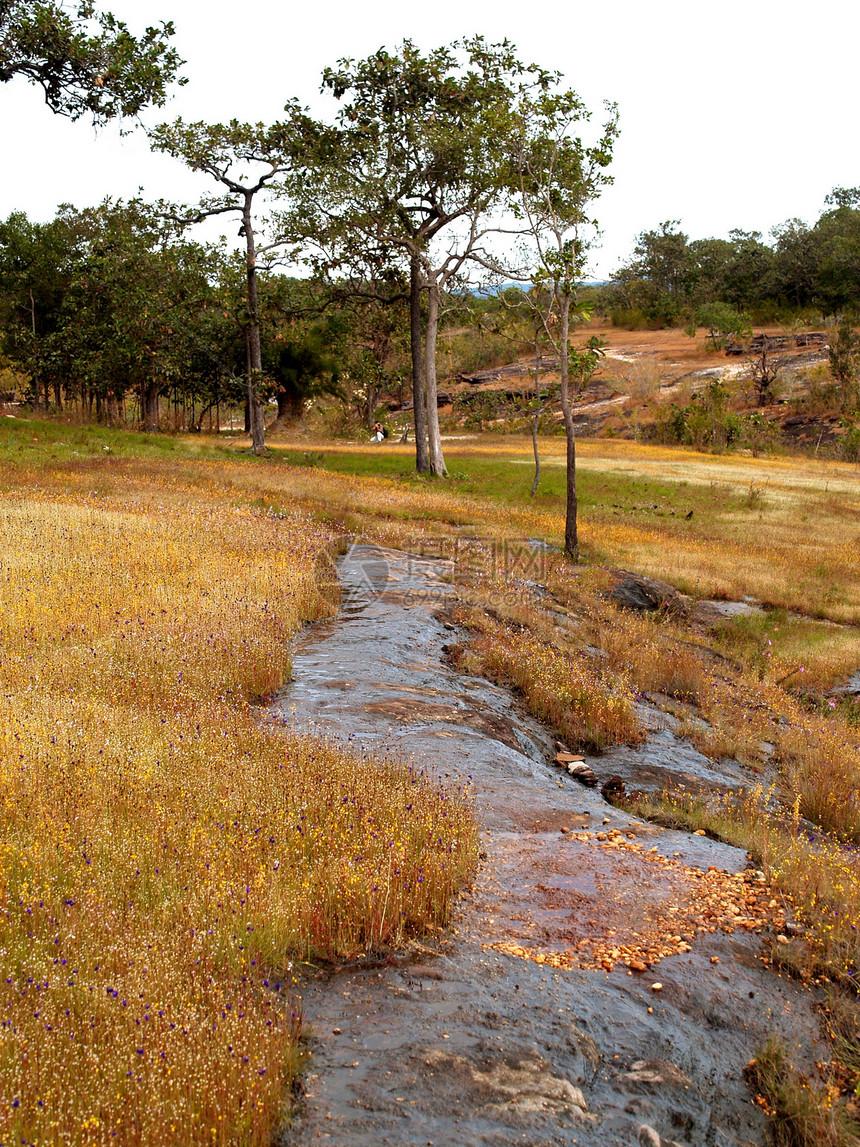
270, 435, 860, 625
745, 1036, 859, 1147
0, 467, 477, 1146
449, 594, 643, 752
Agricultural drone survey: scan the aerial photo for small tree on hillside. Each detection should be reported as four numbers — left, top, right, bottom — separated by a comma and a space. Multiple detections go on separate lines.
690, 301, 752, 350
515, 88, 617, 557
828, 320, 860, 404
749, 338, 781, 406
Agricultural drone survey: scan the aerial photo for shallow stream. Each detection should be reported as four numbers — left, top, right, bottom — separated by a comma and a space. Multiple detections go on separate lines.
274, 545, 822, 1147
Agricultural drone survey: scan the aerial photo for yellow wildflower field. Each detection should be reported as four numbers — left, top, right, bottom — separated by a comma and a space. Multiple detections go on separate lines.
0, 456, 476, 1146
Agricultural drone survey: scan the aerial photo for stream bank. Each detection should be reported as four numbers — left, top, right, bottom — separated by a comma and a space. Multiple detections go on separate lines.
274, 545, 822, 1147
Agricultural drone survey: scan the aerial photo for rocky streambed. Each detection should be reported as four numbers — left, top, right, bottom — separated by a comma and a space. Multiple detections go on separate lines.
274, 545, 823, 1147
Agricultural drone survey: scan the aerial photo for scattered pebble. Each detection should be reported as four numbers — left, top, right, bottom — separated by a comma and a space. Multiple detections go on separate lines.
484, 838, 788, 973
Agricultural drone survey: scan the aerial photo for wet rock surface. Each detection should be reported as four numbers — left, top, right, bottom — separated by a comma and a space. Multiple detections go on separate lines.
275, 546, 822, 1147
587, 704, 754, 799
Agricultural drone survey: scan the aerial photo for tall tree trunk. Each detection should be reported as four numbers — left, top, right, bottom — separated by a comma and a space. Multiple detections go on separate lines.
531, 335, 541, 497
141, 380, 160, 432
564, 417, 577, 557
424, 280, 447, 477
364, 381, 379, 431
531, 413, 541, 495
557, 296, 577, 558
410, 254, 429, 473
191, 400, 217, 432
243, 197, 266, 453
53, 378, 62, 411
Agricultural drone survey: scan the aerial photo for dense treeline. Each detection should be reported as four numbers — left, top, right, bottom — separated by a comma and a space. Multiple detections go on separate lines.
0, 201, 396, 430
598, 188, 860, 327
5, 187, 860, 431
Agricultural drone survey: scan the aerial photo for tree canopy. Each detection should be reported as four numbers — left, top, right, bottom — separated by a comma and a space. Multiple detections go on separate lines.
0, 0, 185, 122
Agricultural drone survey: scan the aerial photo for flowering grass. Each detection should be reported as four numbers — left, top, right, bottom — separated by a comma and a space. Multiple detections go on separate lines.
0, 441, 477, 1145
745, 1035, 858, 1147
449, 603, 643, 751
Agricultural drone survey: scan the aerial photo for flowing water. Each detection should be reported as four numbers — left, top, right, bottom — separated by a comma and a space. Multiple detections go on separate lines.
274, 545, 822, 1147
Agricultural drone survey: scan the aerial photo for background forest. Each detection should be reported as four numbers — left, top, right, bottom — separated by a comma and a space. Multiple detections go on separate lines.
3, 189, 860, 436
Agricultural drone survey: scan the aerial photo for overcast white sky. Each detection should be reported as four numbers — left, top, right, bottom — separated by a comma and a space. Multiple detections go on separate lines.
1, 0, 856, 278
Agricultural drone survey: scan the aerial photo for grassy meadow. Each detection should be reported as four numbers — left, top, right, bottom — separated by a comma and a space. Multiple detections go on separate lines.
280, 436, 860, 621
3, 418, 860, 1144
0, 424, 477, 1146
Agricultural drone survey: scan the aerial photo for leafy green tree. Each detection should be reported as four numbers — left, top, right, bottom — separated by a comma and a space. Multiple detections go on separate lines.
149, 109, 322, 451
812, 190, 860, 312
608, 221, 693, 325
691, 301, 752, 350
52, 203, 220, 426
0, 202, 231, 425
333, 294, 406, 431
309, 38, 551, 476
687, 237, 734, 304
0, 1, 184, 122
823, 187, 860, 210
256, 277, 344, 428
288, 237, 410, 432
828, 321, 860, 401
0, 207, 84, 408
722, 229, 775, 311
770, 218, 818, 309
631, 220, 690, 299
515, 87, 617, 557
